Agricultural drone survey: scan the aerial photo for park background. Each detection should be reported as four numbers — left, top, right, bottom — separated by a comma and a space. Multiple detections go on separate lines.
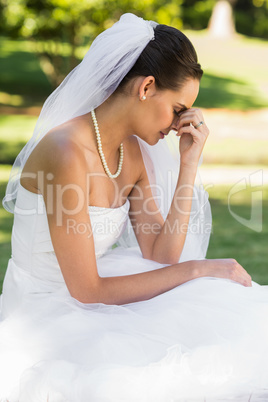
0, 0, 267, 291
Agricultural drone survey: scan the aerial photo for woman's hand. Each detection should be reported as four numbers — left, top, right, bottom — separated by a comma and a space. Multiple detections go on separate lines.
195, 258, 252, 287
175, 108, 209, 168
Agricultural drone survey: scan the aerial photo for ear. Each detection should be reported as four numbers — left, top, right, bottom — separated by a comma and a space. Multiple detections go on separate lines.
138, 76, 156, 100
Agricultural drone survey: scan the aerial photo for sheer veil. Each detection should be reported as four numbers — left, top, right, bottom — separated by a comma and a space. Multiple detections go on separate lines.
2, 13, 157, 213
2, 13, 212, 262
117, 134, 212, 262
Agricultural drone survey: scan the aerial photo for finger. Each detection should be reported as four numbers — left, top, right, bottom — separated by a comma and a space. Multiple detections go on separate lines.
177, 113, 196, 127
241, 272, 252, 286
238, 267, 252, 287
178, 108, 204, 122
237, 274, 251, 287
244, 276, 252, 287
177, 114, 206, 131
180, 107, 203, 117
245, 272, 252, 287
176, 124, 208, 140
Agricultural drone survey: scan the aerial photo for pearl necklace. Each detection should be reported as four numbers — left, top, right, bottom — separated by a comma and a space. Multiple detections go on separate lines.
91, 109, 124, 179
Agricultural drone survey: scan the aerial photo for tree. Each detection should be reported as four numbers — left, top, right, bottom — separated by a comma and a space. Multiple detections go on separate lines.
234, 0, 268, 38
1, 0, 108, 86
207, 0, 268, 39
181, 0, 268, 39
0, 0, 183, 87
181, 0, 217, 31
208, 0, 236, 38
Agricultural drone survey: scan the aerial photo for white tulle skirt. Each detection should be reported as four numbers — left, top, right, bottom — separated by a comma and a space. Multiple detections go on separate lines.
1, 245, 268, 402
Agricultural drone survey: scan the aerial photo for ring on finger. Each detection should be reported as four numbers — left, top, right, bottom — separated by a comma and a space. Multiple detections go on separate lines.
194, 121, 204, 129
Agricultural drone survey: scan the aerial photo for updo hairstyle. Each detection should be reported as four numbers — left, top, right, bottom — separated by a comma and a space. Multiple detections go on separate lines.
116, 24, 203, 93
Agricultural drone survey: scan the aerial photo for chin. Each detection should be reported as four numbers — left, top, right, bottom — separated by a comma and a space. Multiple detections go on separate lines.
143, 137, 160, 146
135, 133, 159, 146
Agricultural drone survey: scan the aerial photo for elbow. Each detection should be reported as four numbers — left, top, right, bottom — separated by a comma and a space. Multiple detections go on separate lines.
71, 293, 99, 304
155, 256, 180, 265
69, 278, 122, 305
165, 256, 181, 265
68, 278, 103, 304
166, 250, 182, 265
70, 292, 100, 305
143, 238, 182, 265
143, 250, 181, 265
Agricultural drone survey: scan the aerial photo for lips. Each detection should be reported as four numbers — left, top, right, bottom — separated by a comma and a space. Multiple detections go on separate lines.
160, 131, 168, 136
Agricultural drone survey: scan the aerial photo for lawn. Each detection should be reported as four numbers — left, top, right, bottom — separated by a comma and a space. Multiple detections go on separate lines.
0, 32, 268, 110
0, 115, 36, 164
0, 37, 52, 107
187, 31, 268, 109
206, 184, 268, 285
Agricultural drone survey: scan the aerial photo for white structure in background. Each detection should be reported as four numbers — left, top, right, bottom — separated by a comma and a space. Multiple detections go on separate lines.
208, 0, 236, 38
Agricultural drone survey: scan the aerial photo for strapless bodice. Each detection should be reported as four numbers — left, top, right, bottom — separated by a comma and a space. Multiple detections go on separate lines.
11, 183, 130, 285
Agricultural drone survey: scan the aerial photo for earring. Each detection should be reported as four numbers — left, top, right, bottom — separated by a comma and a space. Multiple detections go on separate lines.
141, 95, 146, 101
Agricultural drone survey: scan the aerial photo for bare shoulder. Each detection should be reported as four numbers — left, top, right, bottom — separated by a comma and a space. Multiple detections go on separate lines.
42, 126, 85, 168
21, 114, 94, 191
40, 115, 94, 165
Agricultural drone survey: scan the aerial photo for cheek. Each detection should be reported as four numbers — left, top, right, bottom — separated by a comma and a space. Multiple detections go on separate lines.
142, 100, 173, 130
146, 100, 166, 120
157, 106, 174, 127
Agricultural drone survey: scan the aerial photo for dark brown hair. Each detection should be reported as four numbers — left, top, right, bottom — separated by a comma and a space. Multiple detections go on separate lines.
117, 24, 203, 92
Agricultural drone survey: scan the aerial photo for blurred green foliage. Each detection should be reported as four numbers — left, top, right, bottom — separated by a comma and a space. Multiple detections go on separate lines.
0, 0, 267, 87
182, 0, 268, 39
235, 0, 268, 39
182, 0, 218, 30
0, 0, 183, 86
1, 0, 267, 40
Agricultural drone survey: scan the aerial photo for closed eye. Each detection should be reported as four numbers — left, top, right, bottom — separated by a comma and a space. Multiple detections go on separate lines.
174, 107, 187, 117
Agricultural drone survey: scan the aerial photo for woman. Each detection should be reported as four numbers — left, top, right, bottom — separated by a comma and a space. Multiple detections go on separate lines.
1, 13, 268, 401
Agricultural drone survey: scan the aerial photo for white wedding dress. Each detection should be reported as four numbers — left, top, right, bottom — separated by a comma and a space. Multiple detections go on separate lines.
1, 138, 268, 401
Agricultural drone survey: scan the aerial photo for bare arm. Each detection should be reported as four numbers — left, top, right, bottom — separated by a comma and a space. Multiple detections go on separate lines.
150, 164, 198, 264
39, 136, 204, 304
128, 159, 197, 265
41, 135, 251, 306
129, 108, 209, 264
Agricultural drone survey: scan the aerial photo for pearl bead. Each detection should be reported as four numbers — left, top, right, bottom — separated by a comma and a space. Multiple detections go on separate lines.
91, 109, 123, 179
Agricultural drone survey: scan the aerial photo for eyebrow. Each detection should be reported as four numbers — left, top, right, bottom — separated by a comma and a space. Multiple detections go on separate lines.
176, 102, 188, 110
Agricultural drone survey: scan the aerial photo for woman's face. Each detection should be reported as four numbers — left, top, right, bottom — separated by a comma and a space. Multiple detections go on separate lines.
134, 78, 200, 145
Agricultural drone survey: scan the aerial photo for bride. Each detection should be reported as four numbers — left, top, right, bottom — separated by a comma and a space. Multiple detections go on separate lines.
1, 13, 268, 401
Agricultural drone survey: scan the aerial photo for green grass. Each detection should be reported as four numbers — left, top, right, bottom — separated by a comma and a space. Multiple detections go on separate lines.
196, 72, 268, 110
0, 114, 37, 164
187, 31, 268, 109
1, 166, 268, 292
0, 37, 52, 106
206, 184, 268, 285
1, 32, 268, 110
